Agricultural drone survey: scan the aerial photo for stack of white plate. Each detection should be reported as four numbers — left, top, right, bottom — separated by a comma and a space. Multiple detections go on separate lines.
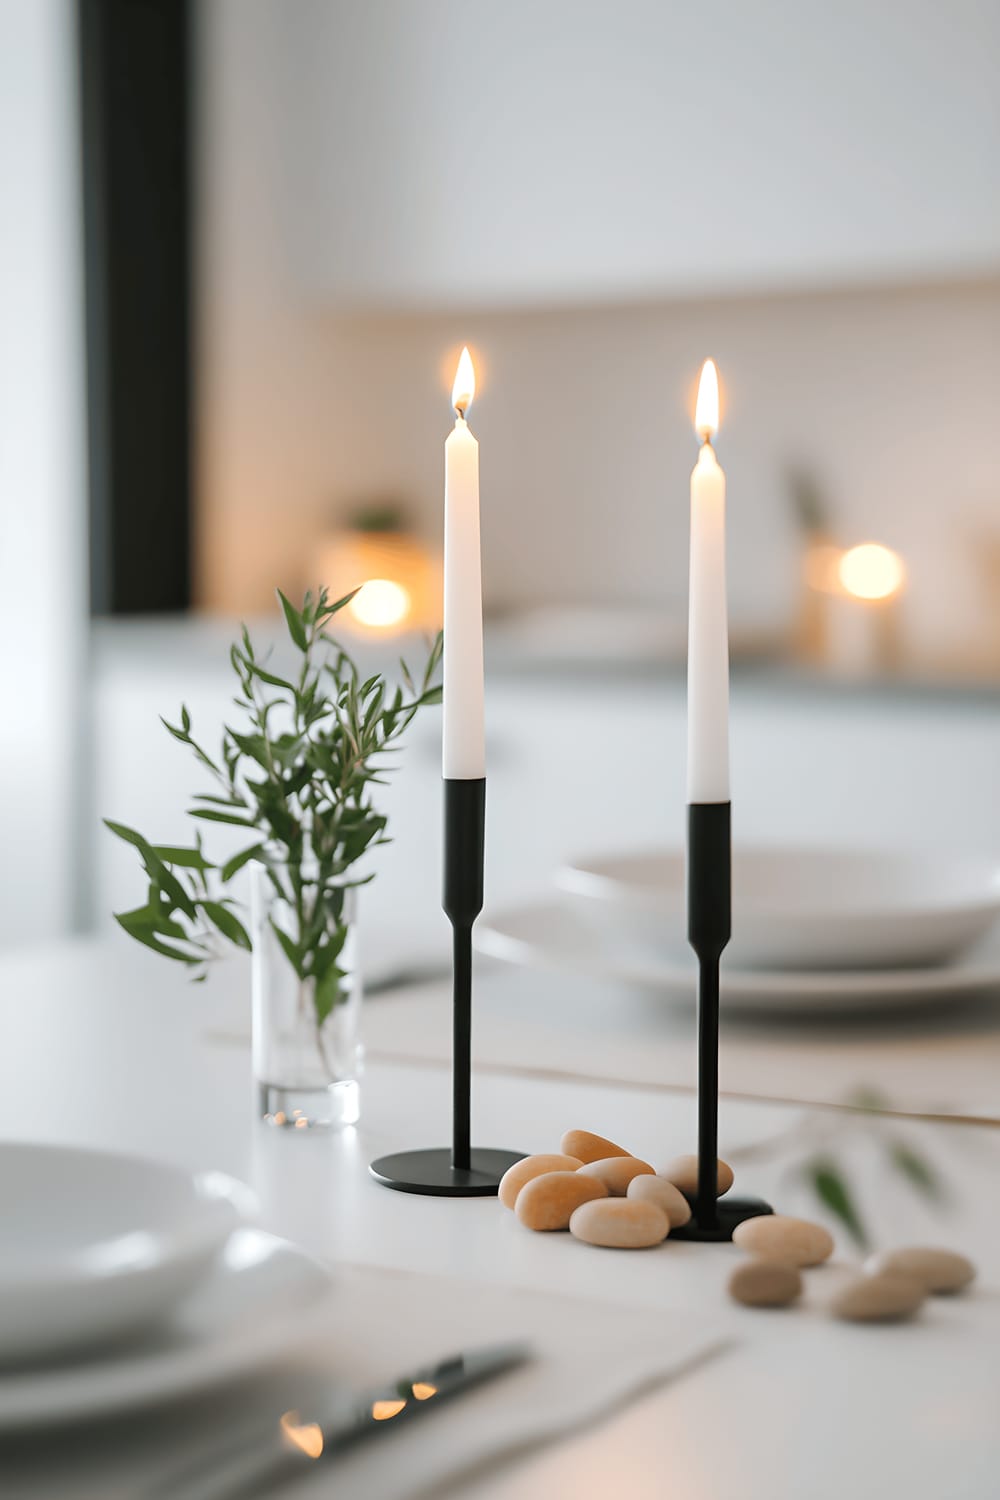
477, 848, 1000, 1014
0, 1143, 331, 1431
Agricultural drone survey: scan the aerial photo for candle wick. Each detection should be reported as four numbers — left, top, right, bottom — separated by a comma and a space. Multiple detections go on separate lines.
454, 402, 468, 421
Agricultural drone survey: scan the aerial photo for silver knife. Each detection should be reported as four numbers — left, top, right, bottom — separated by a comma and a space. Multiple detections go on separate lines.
156, 1341, 532, 1500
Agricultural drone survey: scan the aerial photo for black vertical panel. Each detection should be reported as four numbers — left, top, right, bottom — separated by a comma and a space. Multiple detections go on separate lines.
79, 0, 192, 615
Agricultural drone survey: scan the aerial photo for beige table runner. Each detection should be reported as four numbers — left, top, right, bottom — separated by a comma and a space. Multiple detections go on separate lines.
351, 967, 1000, 1124
0, 1265, 730, 1500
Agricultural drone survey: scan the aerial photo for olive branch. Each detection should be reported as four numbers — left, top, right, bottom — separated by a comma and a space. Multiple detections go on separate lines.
106, 586, 441, 1025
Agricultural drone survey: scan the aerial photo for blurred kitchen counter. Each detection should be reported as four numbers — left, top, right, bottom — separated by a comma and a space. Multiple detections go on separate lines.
89, 614, 1000, 978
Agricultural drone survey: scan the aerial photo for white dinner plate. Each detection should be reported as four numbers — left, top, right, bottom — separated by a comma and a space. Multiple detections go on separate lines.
0, 1143, 255, 1363
554, 846, 1000, 970
0, 1228, 332, 1431
476, 901, 1000, 1013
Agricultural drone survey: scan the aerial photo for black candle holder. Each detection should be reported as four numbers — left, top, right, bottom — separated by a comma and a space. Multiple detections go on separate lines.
670, 802, 774, 1241
370, 778, 524, 1197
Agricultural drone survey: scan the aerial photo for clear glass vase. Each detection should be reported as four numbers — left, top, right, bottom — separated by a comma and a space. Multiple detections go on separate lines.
250, 862, 362, 1129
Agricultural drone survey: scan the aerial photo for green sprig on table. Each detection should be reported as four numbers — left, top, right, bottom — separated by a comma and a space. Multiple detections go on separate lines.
105, 586, 442, 1021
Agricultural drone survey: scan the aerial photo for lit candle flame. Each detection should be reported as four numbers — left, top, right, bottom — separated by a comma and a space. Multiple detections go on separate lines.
838, 543, 905, 601
695, 358, 720, 442
280, 1411, 324, 1459
452, 346, 476, 417
412, 1382, 438, 1401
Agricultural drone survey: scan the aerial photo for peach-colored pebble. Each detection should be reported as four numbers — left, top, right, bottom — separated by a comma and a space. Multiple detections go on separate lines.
627, 1175, 692, 1227
498, 1154, 583, 1210
515, 1171, 608, 1232
831, 1273, 924, 1322
579, 1156, 655, 1196
733, 1214, 834, 1268
569, 1198, 670, 1249
728, 1259, 802, 1308
661, 1154, 734, 1197
560, 1129, 632, 1164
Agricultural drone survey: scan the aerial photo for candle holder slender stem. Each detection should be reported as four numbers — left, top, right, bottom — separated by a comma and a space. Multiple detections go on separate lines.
369, 778, 524, 1197
671, 802, 774, 1241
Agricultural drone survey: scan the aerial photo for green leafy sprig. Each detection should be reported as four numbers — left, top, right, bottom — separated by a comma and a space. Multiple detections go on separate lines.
106, 586, 442, 1025
727, 1086, 945, 1250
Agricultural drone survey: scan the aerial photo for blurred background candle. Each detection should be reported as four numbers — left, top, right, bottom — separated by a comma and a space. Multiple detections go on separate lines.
687, 359, 730, 804
827, 541, 907, 677
317, 501, 441, 638
442, 348, 485, 780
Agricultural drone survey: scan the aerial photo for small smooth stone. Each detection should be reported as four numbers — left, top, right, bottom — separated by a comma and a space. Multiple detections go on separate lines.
728, 1259, 803, 1308
498, 1154, 583, 1210
733, 1214, 834, 1268
579, 1156, 655, 1196
627, 1175, 693, 1228
515, 1171, 608, 1232
831, 1273, 925, 1323
560, 1129, 632, 1164
661, 1154, 734, 1197
569, 1199, 670, 1249
864, 1247, 976, 1295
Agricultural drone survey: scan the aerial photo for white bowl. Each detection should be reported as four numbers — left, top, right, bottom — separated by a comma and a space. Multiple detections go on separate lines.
554, 846, 1000, 971
0, 1144, 254, 1364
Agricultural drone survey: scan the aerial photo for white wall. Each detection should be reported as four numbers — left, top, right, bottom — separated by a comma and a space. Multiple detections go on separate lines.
274, 0, 1000, 308
0, 0, 88, 943
196, 1, 1000, 675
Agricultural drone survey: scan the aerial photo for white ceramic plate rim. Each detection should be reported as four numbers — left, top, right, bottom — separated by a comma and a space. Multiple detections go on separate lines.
476, 901, 1000, 1010
555, 845, 1000, 921
0, 1229, 332, 1431
0, 1143, 255, 1284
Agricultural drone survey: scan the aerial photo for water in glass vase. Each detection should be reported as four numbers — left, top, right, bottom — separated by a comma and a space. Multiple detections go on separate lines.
250, 863, 362, 1128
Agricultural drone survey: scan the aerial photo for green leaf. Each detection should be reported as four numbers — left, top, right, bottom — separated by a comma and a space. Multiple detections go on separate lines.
247, 662, 294, 692
105, 823, 197, 920
220, 844, 267, 882
277, 589, 308, 651
200, 901, 252, 951
188, 808, 257, 827
807, 1159, 868, 1248
314, 966, 344, 1026
152, 845, 214, 870
269, 918, 304, 979
114, 910, 199, 964
103, 819, 150, 851
888, 1141, 943, 1201
228, 732, 272, 771
318, 587, 361, 618
116, 902, 188, 942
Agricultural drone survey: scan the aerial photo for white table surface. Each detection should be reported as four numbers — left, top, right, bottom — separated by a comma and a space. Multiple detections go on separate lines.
2, 938, 1000, 1499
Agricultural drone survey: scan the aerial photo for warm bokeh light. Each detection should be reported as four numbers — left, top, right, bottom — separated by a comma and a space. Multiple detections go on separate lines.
371, 1399, 408, 1421
838, 543, 906, 601
452, 346, 476, 415
280, 1412, 324, 1459
347, 578, 412, 629
695, 358, 720, 440
412, 1382, 438, 1401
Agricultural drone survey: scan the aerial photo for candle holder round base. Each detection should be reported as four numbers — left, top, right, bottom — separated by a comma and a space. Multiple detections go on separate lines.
670, 1194, 774, 1243
369, 1147, 525, 1198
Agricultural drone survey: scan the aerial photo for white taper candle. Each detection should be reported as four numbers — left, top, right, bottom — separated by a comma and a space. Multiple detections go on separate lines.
442, 347, 486, 779
687, 359, 730, 803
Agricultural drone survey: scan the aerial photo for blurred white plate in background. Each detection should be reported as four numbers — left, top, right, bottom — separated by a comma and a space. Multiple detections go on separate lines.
0, 1228, 331, 1430
554, 847, 1000, 971
0, 1144, 254, 1364
476, 901, 1000, 1014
